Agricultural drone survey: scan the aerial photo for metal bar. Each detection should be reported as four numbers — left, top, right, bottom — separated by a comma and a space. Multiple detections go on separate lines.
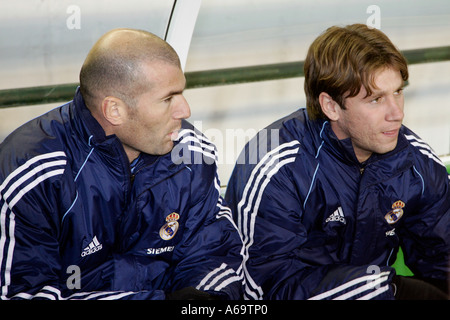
0, 83, 78, 108
186, 61, 304, 88
1, 46, 449, 109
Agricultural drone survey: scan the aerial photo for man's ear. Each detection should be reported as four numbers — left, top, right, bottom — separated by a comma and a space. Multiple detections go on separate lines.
101, 96, 126, 126
319, 92, 341, 121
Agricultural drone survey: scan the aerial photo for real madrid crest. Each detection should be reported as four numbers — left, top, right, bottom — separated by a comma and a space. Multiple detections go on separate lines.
160, 212, 180, 240
384, 200, 405, 224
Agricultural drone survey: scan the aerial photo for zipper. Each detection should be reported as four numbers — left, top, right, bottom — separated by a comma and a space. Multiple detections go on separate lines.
359, 160, 370, 175
129, 155, 142, 185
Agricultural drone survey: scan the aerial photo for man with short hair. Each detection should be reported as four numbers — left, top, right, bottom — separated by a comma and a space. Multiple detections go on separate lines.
225, 24, 449, 300
0, 28, 243, 300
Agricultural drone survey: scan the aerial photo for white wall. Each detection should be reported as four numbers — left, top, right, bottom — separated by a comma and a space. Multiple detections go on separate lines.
1, 0, 449, 185
184, 0, 450, 183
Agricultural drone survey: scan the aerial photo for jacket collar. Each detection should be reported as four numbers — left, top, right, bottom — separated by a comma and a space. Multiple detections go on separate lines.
72, 87, 112, 146
71, 88, 132, 174
316, 117, 410, 168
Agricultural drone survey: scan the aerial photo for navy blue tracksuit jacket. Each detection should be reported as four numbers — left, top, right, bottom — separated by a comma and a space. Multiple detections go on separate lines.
226, 108, 449, 300
0, 89, 243, 300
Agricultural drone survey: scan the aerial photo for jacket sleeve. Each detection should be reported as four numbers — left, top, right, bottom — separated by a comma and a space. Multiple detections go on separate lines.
167, 166, 244, 300
0, 148, 67, 299
399, 146, 450, 284
0, 151, 165, 300
225, 157, 395, 300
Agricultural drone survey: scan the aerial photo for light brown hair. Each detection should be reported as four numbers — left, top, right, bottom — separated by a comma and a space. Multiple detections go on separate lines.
304, 24, 409, 120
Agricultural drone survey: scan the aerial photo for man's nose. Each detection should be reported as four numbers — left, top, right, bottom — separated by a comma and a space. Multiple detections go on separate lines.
174, 95, 191, 119
386, 96, 404, 122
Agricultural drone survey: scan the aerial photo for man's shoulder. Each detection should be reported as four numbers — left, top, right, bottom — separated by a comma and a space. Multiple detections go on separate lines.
0, 105, 71, 180
401, 126, 446, 168
171, 120, 218, 168
236, 108, 319, 167
400, 126, 448, 187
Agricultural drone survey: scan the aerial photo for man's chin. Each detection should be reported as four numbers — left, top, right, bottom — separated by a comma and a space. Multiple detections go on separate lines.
378, 140, 399, 156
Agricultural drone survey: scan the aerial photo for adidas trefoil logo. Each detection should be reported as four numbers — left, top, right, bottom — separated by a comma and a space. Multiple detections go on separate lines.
325, 207, 346, 224
81, 236, 103, 257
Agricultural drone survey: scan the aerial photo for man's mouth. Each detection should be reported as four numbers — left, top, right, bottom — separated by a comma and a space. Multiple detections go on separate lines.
382, 128, 399, 137
170, 129, 180, 141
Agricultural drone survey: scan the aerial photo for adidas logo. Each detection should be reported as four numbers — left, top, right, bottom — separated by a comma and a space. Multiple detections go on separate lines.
81, 236, 103, 257
325, 207, 346, 224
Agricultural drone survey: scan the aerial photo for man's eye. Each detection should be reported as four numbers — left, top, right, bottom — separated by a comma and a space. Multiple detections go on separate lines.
370, 97, 381, 104
394, 88, 403, 95
164, 96, 173, 103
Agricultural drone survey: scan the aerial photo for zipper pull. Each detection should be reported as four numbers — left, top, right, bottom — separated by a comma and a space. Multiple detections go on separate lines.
359, 167, 365, 175
129, 155, 140, 183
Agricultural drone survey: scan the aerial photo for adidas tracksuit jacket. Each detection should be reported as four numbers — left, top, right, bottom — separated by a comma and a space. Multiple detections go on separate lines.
225, 108, 449, 300
0, 88, 243, 300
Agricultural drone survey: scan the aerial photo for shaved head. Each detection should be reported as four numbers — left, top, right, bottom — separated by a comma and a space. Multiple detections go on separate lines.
79, 28, 181, 109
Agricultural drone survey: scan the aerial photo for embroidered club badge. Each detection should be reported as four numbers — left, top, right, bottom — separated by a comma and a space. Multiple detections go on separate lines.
384, 200, 405, 224
160, 212, 180, 240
